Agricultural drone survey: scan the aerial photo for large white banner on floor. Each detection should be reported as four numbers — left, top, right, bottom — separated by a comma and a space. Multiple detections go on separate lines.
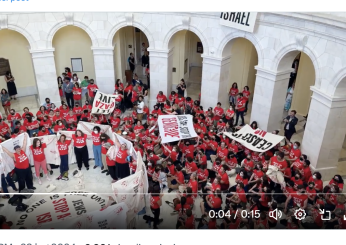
10, 191, 127, 229
157, 115, 197, 143
30, 135, 60, 166
224, 124, 284, 153
111, 152, 148, 227
0, 133, 32, 183
91, 91, 117, 114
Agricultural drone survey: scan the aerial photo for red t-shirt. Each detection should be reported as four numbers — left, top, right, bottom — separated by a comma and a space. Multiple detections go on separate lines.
40, 119, 52, 129
57, 140, 71, 155
175, 171, 184, 184
134, 125, 144, 135
236, 97, 247, 112
308, 176, 323, 191
225, 109, 234, 120
243, 159, 254, 172
73, 87, 82, 100
289, 148, 301, 160
106, 156, 116, 167
291, 192, 308, 207
30, 143, 47, 162
243, 90, 250, 100
183, 145, 195, 159
14, 150, 30, 169
25, 120, 39, 130
87, 84, 98, 97
185, 215, 195, 229
53, 115, 63, 123
209, 194, 222, 208
91, 132, 101, 146
7, 112, 21, 122
235, 174, 248, 185
110, 118, 121, 129
221, 172, 230, 185
185, 161, 198, 173
72, 134, 87, 147
217, 147, 228, 159
60, 108, 69, 118
65, 114, 77, 124
54, 124, 65, 132
150, 195, 161, 209
213, 107, 224, 121
230, 88, 238, 96
73, 107, 83, 116
167, 164, 176, 176
236, 189, 247, 203
174, 97, 185, 108
156, 94, 167, 103
116, 148, 128, 164
0, 123, 10, 136
197, 168, 209, 180
270, 156, 287, 170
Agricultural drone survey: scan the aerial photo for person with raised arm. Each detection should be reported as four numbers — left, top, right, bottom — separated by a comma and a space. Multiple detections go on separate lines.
114, 135, 131, 179
2, 133, 36, 191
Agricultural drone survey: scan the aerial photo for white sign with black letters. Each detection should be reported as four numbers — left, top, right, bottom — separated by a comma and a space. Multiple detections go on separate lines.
219, 12, 257, 33
91, 91, 117, 114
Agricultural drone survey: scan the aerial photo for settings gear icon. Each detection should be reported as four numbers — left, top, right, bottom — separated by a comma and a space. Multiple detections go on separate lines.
294, 208, 306, 220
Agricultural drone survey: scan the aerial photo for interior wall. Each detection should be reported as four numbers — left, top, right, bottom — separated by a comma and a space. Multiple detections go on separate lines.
227, 38, 258, 100
53, 26, 95, 80
291, 52, 315, 116
0, 29, 37, 96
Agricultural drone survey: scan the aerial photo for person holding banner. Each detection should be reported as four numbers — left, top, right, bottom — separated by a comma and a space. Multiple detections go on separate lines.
113, 135, 131, 179
30, 138, 51, 185
72, 130, 90, 171
89, 126, 102, 169
56, 134, 72, 180
2, 134, 36, 191
100, 133, 114, 174
104, 143, 117, 183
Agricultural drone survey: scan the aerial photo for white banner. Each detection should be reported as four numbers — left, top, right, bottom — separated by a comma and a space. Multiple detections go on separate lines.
224, 124, 284, 153
91, 91, 117, 114
10, 191, 112, 229
30, 135, 60, 166
157, 115, 197, 143
219, 12, 257, 33
111, 152, 148, 227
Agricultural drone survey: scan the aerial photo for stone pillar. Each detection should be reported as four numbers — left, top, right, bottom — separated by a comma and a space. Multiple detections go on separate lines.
147, 48, 172, 110
250, 66, 292, 131
30, 49, 61, 106
302, 87, 346, 180
92, 47, 115, 93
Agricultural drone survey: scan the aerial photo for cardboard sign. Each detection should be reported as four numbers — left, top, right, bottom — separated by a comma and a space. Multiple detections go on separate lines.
224, 124, 284, 152
157, 115, 198, 143
219, 12, 257, 33
91, 91, 117, 114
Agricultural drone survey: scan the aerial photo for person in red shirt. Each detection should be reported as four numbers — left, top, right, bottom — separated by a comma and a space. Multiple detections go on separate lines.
326, 175, 344, 192
270, 152, 287, 172
201, 190, 223, 215
291, 172, 304, 190
308, 172, 323, 192
123, 82, 133, 110
286, 140, 302, 164
7, 108, 21, 131
2, 134, 35, 191
65, 110, 77, 128
213, 102, 224, 123
36, 106, 48, 122
53, 120, 66, 133
40, 115, 52, 130
302, 159, 312, 182
168, 164, 185, 193
52, 110, 63, 123
60, 104, 69, 118
30, 138, 50, 185
285, 185, 308, 212
37, 126, 49, 137
110, 114, 121, 132
24, 115, 39, 137
56, 134, 72, 180
82, 100, 92, 113
228, 183, 247, 208
100, 133, 114, 174
89, 126, 102, 169
235, 93, 246, 126
156, 91, 166, 110
113, 135, 131, 179
72, 102, 83, 121
145, 185, 164, 229
87, 79, 98, 104
134, 120, 144, 135
229, 82, 239, 105
242, 85, 250, 115
241, 153, 254, 174
0, 118, 11, 139
225, 105, 235, 126
72, 130, 90, 170
73, 82, 82, 106
21, 107, 34, 120
184, 209, 195, 229
218, 166, 230, 191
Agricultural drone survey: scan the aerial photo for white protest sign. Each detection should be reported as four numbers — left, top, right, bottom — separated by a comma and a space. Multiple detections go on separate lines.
92, 91, 117, 114
219, 12, 257, 33
157, 115, 198, 143
224, 124, 284, 153
10, 191, 110, 229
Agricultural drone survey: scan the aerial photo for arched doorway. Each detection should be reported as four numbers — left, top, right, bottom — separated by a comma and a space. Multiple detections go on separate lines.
52, 26, 96, 80
221, 37, 258, 122
112, 26, 149, 85
168, 30, 203, 100
277, 50, 316, 142
0, 29, 36, 98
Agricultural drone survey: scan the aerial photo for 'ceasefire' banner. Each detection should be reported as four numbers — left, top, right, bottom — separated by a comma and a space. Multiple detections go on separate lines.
157, 115, 197, 143
91, 91, 117, 114
223, 124, 284, 153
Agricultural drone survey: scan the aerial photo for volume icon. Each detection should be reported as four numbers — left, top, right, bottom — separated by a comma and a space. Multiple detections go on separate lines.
269, 209, 282, 221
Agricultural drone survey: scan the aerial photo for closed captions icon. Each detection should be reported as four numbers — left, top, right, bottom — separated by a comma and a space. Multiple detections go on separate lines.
269, 209, 282, 221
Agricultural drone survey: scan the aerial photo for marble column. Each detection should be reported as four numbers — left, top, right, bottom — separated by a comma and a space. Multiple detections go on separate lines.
30, 49, 61, 107
302, 87, 346, 180
250, 66, 292, 131
92, 47, 116, 93
147, 48, 172, 110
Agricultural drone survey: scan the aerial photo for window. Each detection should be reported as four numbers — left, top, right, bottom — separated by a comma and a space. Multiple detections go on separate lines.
71, 58, 83, 72
0, 58, 11, 76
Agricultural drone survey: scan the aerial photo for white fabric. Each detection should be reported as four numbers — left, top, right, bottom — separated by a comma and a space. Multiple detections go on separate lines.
157, 115, 198, 143
91, 91, 117, 114
137, 101, 144, 113
224, 124, 284, 153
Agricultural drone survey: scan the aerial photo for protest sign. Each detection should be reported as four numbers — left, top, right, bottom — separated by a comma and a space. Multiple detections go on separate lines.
223, 124, 284, 152
157, 115, 197, 143
91, 91, 117, 114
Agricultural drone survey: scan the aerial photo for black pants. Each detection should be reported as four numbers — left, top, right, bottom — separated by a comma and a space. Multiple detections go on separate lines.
65, 92, 74, 108
15, 167, 34, 192
244, 101, 249, 113
284, 130, 294, 141
235, 110, 245, 126
74, 146, 89, 169
151, 207, 161, 228
157, 103, 164, 110
108, 165, 117, 180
